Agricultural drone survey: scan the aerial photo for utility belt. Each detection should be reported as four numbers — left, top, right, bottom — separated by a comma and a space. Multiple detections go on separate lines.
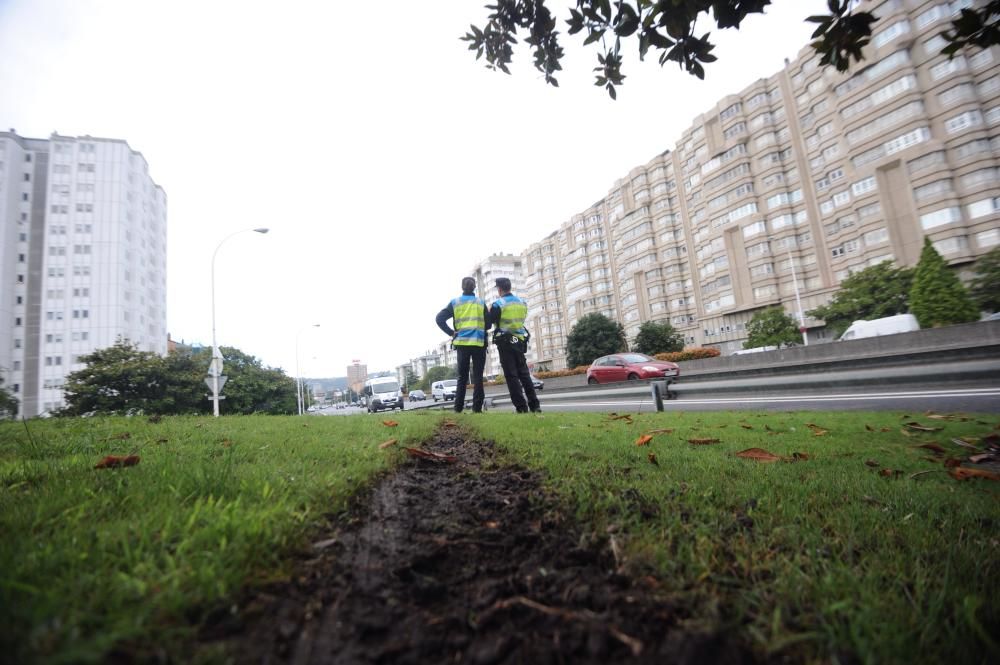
493, 329, 529, 353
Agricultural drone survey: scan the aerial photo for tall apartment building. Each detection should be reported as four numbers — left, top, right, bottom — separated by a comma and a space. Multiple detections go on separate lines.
522, 0, 999, 371
346, 361, 367, 394
0, 131, 167, 416
469, 253, 523, 376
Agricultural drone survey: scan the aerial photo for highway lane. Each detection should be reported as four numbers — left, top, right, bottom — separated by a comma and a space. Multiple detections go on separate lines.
534, 387, 1000, 414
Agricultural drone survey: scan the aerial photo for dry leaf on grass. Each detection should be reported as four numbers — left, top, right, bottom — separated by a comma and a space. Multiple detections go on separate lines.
688, 437, 720, 445
914, 443, 947, 455
379, 438, 399, 449
608, 413, 634, 424
104, 432, 131, 441
944, 458, 962, 468
865, 459, 880, 467
739, 423, 754, 430
968, 453, 998, 464
879, 468, 902, 477
865, 424, 874, 431
736, 448, 781, 462
646, 428, 674, 434
950, 437, 980, 448
791, 452, 810, 461
404, 447, 457, 463
903, 421, 943, 433
221, 439, 234, 448
442, 420, 458, 428
382, 420, 399, 427
949, 467, 1000, 481
94, 455, 140, 469
805, 423, 829, 436
647, 452, 659, 465
635, 434, 653, 447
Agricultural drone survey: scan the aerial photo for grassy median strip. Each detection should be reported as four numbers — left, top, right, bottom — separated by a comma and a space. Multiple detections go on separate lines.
0, 413, 439, 664
462, 409, 1000, 664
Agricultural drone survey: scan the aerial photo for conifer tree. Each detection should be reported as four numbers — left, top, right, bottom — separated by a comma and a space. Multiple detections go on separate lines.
909, 238, 979, 328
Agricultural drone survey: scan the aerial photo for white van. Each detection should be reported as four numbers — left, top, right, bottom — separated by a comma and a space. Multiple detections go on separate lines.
431, 379, 457, 402
838, 313, 920, 341
364, 376, 404, 413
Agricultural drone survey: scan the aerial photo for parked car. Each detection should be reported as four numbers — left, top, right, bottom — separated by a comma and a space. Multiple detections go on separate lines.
408, 389, 426, 402
837, 313, 919, 341
983, 312, 1000, 321
432, 379, 457, 401
530, 374, 544, 390
586, 353, 680, 385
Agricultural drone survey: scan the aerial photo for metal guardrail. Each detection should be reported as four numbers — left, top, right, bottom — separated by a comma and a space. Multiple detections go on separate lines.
484, 358, 1000, 411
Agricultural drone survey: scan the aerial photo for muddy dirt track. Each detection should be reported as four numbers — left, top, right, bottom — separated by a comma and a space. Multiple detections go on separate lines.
204, 425, 748, 664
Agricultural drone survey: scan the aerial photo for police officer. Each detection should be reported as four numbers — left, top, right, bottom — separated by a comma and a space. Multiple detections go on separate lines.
435, 277, 489, 413
489, 277, 541, 413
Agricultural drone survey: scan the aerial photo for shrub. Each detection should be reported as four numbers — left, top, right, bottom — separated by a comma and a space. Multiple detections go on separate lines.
534, 366, 589, 379
653, 347, 721, 363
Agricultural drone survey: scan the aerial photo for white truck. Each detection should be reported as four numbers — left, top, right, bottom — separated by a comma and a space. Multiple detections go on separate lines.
838, 314, 920, 341
364, 376, 404, 413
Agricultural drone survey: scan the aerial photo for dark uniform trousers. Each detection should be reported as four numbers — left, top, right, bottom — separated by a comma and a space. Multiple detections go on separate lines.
496, 340, 540, 413
455, 346, 486, 413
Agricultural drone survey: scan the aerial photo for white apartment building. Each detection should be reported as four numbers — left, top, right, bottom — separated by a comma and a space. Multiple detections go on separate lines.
470, 253, 524, 377
522, 0, 1000, 370
0, 131, 167, 416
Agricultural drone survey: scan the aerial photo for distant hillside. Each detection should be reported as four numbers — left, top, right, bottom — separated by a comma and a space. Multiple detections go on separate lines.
304, 377, 348, 393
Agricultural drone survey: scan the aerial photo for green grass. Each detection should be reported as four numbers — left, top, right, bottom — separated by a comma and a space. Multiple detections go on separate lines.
0, 413, 439, 664
3, 409, 998, 664
459, 409, 1000, 665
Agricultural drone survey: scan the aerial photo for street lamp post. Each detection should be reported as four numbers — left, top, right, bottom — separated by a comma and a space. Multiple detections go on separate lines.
296, 324, 320, 415
787, 246, 809, 346
210, 227, 269, 417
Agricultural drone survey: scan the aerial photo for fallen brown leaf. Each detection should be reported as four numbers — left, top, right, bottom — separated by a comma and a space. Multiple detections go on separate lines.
914, 443, 946, 455
791, 452, 810, 461
442, 420, 458, 428
949, 467, 1000, 481
900, 428, 914, 437
968, 453, 997, 464
736, 448, 781, 462
865, 424, 874, 431
647, 452, 659, 466
382, 420, 399, 427
950, 437, 980, 449
880, 427, 892, 432
378, 438, 398, 449
688, 437, 721, 445
944, 458, 962, 468
404, 447, 457, 463
864, 459, 880, 467
805, 423, 829, 436
879, 468, 902, 477
740, 423, 754, 430
645, 428, 674, 434
903, 421, 943, 432
635, 434, 653, 447
94, 455, 140, 469
909, 470, 938, 480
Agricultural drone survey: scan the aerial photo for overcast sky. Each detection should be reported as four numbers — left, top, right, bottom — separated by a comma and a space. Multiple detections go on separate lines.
0, 0, 831, 378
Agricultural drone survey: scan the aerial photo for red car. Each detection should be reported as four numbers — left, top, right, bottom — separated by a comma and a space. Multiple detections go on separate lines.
586, 353, 680, 384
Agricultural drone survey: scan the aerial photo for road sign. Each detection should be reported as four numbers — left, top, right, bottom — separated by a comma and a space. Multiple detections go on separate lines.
205, 375, 228, 392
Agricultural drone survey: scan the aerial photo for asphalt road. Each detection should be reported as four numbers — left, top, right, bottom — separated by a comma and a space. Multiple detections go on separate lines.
532, 386, 1000, 414
313, 386, 1000, 415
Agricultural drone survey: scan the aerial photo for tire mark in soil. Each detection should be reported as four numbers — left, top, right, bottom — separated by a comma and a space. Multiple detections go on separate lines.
205, 426, 748, 664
